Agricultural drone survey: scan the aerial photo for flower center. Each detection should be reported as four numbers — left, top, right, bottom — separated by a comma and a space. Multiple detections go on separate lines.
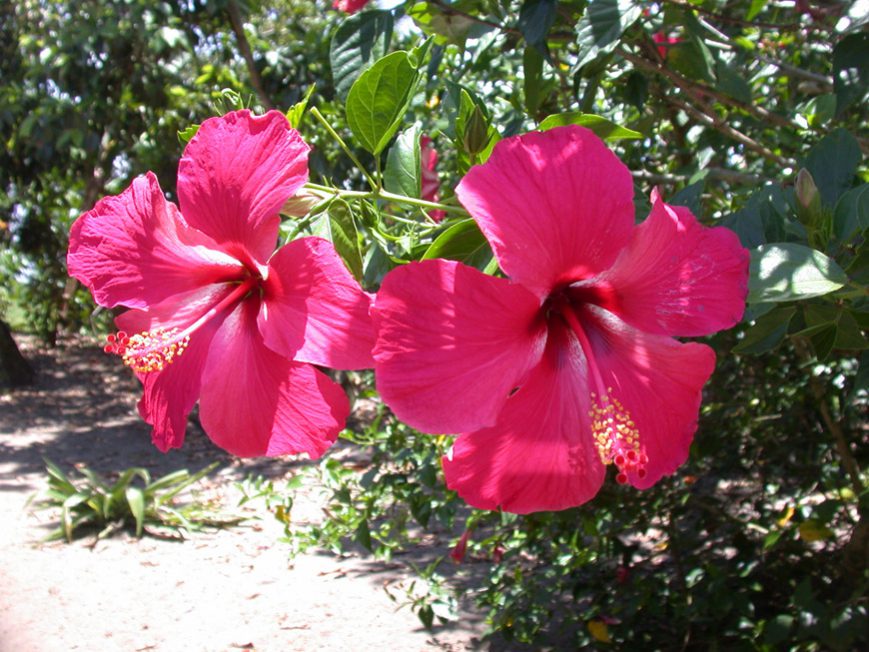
589, 388, 648, 484
105, 276, 258, 373
551, 294, 648, 484
104, 329, 189, 373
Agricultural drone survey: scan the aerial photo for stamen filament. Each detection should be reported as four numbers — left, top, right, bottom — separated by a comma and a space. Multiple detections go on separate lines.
107, 277, 257, 373
557, 302, 648, 483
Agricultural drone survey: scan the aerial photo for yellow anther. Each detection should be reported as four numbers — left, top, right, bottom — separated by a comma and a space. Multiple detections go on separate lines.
116, 327, 190, 373
590, 388, 648, 482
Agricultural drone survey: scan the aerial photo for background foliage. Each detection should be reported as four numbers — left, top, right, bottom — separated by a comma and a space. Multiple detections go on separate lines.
2, 0, 867, 648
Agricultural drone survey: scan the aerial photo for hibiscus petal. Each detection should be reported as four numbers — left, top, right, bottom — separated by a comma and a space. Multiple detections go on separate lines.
442, 322, 606, 514
259, 237, 375, 370
177, 110, 310, 265
372, 259, 546, 435
456, 125, 634, 296
594, 192, 749, 337
198, 298, 348, 458
67, 173, 243, 310
582, 305, 717, 489
115, 285, 234, 451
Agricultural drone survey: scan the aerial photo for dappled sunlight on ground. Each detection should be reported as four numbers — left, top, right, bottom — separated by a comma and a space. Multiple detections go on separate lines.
0, 336, 487, 651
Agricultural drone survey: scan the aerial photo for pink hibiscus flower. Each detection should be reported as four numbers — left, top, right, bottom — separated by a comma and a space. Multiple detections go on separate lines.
332, 0, 370, 13
420, 135, 446, 222
372, 125, 748, 514
652, 32, 680, 59
67, 110, 375, 458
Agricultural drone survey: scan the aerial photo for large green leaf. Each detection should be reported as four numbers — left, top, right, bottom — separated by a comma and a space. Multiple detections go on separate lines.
523, 46, 545, 116
716, 62, 752, 104
669, 37, 716, 84
574, 0, 642, 70
518, 0, 557, 51
538, 111, 641, 140
749, 243, 848, 303
384, 125, 422, 199
408, 1, 477, 46
832, 32, 869, 115
804, 128, 862, 206
330, 10, 394, 100
312, 200, 364, 281
722, 186, 804, 248
832, 184, 869, 245
796, 305, 869, 355
346, 51, 419, 155
734, 305, 796, 355
422, 219, 493, 270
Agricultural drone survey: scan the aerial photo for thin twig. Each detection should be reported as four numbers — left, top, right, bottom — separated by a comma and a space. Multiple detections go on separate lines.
660, 0, 834, 32
226, 0, 273, 110
665, 96, 795, 168
631, 168, 770, 186
620, 48, 797, 131
309, 107, 379, 191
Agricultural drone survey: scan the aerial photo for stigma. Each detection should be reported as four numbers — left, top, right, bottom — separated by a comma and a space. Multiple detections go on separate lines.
590, 388, 648, 485
104, 328, 190, 373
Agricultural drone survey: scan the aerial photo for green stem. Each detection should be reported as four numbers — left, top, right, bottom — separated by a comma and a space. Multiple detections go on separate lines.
310, 107, 378, 191
374, 154, 383, 190
304, 182, 468, 216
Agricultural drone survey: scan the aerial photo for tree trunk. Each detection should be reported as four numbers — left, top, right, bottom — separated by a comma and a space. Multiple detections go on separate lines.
0, 319, 34, 388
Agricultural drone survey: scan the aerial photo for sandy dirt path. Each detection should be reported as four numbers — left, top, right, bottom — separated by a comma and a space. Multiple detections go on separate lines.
0, 338, 487, 651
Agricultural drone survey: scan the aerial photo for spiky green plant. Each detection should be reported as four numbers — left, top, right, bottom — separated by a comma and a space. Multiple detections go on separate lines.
35, 459, 244, 541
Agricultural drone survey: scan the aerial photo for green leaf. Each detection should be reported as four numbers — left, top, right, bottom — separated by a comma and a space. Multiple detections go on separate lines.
363, 240, 394, 287
43, 459, 77, 494
801, 305, 869, 353
330, 10, 394, 100
716, 62, 752, 104
669, 38, 716, 84
286, 84, 316, 129
346, 51, 419, 155
832, 185, 869, 245
125, 486, 146, 537
408, 1, 477, 46
384, 125, 422, 199
145, 469, 189, 495
574, 0, 643, 70
834, 310, 868, 350
734, 306, 796, 355
408, 36, 435, 70
722, 186, 803, 248
519, 0, 557, 51
624, 71, 648, 110
800, 94, 837, 128
313, 200, 364, 281
746, 0, 767, 21
799, 519, 834, 542
763, 614, 794, 646
177, 124, 200, 144
749, 244, 848, 303
804, 128, 862, 206
670, 180, 704, 216
523, 46, 545, 116
537, 111, 642, 140
833, 32, 869, 115
355, 519, 372, 551
422, 219, 493, 271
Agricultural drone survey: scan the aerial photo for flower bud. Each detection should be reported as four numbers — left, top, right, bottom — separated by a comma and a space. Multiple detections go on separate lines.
463, 105, 490, 156
795, 168, 819, 212
281, 189, 321, 218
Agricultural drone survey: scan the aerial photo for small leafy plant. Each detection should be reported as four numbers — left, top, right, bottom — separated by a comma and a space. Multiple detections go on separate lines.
34, 459, 243, 542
